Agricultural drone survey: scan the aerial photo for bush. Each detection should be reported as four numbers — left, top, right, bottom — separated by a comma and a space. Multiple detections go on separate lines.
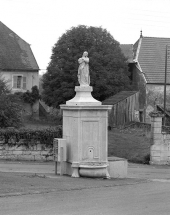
0, 76, 10, 95
47, 109, 62, 125
0, 76, 23, 128
0, 94, 23, 128
0, 126, 62, 147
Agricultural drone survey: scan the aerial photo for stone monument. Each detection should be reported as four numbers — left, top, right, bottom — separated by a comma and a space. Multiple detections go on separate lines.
60, 52, 110, 178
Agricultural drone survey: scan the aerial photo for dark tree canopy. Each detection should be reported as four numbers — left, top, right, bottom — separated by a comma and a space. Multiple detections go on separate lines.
42, 25, 131, 107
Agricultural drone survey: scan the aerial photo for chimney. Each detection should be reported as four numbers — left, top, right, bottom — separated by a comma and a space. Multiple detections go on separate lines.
140, 30, 143, 38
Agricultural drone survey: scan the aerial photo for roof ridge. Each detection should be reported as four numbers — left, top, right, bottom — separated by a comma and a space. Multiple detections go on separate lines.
143, 36, 170, 39
120, 44, 133, 45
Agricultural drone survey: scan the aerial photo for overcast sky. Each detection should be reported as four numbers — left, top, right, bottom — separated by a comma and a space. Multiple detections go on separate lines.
1, 0, 170, 74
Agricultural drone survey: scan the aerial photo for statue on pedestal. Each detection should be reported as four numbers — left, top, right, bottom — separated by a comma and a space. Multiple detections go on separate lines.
66, 51, 101, 106
78, 51, 90, 86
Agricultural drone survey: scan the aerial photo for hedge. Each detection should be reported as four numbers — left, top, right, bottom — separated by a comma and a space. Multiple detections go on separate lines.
0, 126, 62, 147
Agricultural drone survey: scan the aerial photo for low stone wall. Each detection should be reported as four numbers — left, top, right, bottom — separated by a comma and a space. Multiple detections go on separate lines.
0, 143, 53, 161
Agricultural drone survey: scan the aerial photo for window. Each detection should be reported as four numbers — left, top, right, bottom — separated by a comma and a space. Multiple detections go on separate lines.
13, 75, 27, 89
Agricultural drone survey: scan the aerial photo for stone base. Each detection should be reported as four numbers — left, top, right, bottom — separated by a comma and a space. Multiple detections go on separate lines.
108, 157, 128, 178
56, 161, 80, 177
150, 144, 170, 165
66, 86, 101, 106
56, 158, 128, 179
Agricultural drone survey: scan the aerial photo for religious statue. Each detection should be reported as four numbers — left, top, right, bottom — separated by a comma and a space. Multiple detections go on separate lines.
78, 51, 90, 86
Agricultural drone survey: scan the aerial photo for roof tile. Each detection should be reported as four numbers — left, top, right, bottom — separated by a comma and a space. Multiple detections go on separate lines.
0, 21, 39, 70
102, 91, 138, 105
138, 37, 170, 83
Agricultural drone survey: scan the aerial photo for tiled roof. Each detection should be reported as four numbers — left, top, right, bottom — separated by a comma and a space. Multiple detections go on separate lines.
157, 104, 170, 117
137, 37, 170, 83
102, 91, 138, 105
0, 21, 39, 70
120, 44, 134, 62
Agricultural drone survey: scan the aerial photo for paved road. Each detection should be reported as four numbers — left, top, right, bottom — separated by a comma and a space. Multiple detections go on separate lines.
1, 180, 170, 215
1, 161, 170, 215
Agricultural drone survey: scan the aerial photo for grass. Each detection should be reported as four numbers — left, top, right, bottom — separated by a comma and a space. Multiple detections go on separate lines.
108, 127, 151, 164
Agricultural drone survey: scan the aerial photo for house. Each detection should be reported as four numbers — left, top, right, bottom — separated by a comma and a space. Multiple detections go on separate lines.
102, 91, 139, 128
0, 21, 39, 117
121, 32, 170, 123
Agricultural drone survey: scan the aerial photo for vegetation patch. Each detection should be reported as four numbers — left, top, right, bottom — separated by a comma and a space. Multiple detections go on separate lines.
0, 126, 62, 148
108, 127, 151, 164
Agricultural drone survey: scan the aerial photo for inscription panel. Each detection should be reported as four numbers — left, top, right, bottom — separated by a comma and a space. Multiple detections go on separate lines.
81, 120, 100, 161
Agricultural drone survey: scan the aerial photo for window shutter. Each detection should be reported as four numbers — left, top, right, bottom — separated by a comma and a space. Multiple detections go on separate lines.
23, 76, 27, 89
13, 76, 17, 88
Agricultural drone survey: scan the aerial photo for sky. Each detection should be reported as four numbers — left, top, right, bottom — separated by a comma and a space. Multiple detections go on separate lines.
1, 0, 170, 74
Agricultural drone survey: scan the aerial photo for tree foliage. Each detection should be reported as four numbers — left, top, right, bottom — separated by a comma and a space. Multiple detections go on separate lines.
0, 94, 23, 128
20, 85, 41, 116
0, 76, 10, 95
22, 86, 41, 107
42, 25, 131, 107
0, 78, 22, 128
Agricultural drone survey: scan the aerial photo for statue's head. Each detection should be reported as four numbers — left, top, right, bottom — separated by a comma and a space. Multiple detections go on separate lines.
83, 51, 88, 57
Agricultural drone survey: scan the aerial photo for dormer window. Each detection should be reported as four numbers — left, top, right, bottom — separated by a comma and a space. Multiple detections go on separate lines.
13, 75, 27, 89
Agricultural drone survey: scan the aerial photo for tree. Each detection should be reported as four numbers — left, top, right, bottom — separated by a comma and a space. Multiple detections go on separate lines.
0, 77, 22, 128
42, 25, 131, 107
0, 75, 10, 95
0, 94, 22, 128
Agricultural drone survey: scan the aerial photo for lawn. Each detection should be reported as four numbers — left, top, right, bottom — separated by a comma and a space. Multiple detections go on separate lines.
108, 127, 151, 164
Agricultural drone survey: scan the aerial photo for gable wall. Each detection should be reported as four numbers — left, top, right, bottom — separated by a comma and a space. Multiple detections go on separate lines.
0, 70, 39, 119
0, 70, 39, 92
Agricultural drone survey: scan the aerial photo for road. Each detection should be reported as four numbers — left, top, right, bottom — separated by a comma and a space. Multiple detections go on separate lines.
1, 162, 170, 214
1, 180, 170, 215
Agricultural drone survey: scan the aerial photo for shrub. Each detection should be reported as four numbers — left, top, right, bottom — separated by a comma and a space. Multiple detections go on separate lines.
0, 94, 23, 128
18, 85, 41, 116
0, 76, 10, 95
0, 126, 62, 147
47, 108, 62, 125
0, 76, 23, 128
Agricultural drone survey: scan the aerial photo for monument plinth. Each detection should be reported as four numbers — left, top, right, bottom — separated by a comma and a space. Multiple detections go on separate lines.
66, 86, 101, 106
60, 52, 110, 178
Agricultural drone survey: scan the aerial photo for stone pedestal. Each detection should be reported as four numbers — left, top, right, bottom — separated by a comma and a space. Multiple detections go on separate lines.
66, 86, 101, 106
60, 86, 110, 178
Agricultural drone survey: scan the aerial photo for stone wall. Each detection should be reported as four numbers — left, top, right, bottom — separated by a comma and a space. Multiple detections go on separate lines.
150, 111, 170, 165
0, 143, 53, 161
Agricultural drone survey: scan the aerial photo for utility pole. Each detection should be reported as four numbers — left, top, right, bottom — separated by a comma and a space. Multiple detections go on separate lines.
164, 45, 170, 125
